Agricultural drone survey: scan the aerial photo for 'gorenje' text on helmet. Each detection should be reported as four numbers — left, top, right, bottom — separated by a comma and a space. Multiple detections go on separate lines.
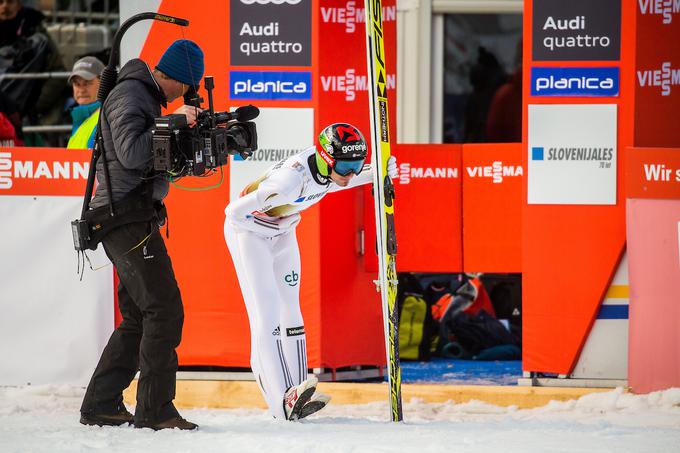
315, 123, 367, 177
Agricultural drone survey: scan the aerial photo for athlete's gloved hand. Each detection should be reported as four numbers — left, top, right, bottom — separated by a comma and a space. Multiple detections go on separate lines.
233, 213, 301, 238
275, 213, 301, 231
387, 156, 398, 179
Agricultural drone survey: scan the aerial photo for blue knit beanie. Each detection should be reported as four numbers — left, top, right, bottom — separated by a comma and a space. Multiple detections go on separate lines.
156, 39, 204, 88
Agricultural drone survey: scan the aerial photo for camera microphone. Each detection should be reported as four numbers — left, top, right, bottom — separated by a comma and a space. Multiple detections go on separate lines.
215, 105, 260, 123
234, 105, 260, 121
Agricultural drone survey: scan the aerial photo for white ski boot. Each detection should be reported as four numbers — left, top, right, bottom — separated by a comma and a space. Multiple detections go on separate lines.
283, 375, 318, 421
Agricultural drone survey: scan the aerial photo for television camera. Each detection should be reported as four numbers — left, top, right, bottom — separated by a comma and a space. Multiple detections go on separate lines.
152, 76, 259, 177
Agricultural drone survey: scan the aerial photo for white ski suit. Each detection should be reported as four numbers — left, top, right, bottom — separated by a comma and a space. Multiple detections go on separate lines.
223, 146, 375, 419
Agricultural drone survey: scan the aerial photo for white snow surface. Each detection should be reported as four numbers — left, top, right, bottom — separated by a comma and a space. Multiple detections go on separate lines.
1, 385, 679, 453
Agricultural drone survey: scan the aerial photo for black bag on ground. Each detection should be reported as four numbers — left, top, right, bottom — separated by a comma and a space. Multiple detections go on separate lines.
441, 309, 519, 358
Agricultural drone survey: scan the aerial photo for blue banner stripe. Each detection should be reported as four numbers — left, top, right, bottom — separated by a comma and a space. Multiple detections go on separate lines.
230, 71, 312, 100
531, 67, 619, 97
597, 305, 629, 320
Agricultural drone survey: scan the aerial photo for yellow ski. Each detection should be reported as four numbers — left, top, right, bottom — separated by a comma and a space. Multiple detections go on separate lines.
364, 0, 402, 422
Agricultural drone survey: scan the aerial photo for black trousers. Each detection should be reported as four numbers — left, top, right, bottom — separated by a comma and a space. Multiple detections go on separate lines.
80, 221, 183, 423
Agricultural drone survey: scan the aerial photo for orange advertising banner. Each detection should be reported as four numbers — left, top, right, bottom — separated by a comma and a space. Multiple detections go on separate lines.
626, 147, 680, 199
390, 144, 463, 273
462, 143, 522, 273
521, 0, 635, 375
0, 147, 90, 196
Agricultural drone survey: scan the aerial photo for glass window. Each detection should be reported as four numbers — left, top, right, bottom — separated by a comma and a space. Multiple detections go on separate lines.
443, 14, 522, 144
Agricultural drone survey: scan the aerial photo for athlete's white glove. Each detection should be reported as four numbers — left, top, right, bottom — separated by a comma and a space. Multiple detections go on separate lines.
387, 156, 398, 179
275, 213, 301, 231
234, 213, 301, 238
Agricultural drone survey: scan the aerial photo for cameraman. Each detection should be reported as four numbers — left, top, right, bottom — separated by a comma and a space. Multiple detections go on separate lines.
79, 40, 204, 431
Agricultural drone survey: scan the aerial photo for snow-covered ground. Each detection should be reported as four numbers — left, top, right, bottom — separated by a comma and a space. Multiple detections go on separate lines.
1, 385, 679, 453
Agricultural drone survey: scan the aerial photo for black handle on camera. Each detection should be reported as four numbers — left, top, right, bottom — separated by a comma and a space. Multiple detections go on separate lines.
193, 76, 260, 129
79, 13, 190, 219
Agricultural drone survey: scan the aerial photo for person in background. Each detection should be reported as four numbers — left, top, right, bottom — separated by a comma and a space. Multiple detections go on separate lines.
485, 39, 522, 143
0, 92, 21, 145
463, 46, 507, 143
0, 0, 68, 138
66, 56, 104, 149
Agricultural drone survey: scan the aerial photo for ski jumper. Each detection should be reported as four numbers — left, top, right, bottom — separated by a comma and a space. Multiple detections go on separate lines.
224, 146, 372, 419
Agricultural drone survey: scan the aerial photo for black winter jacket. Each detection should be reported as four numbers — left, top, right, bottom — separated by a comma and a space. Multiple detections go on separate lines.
90, 59, 168, 209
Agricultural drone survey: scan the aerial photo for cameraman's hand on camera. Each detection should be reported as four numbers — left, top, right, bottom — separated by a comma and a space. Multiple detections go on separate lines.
173, 104, 203, 127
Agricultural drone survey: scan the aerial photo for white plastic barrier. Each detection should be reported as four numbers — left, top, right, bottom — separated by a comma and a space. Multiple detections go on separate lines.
0, 148, 113, 386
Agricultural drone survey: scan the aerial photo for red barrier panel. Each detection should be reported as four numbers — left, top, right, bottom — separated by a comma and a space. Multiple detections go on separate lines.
315, 0, 397, 369
363, 143, 522, 274
390, 144, 463, 273
521, 0, 635, 375
625, 4, 680, 392
462, 143, 522, 273
626, 147, 680, 393
634, 4, 680, 147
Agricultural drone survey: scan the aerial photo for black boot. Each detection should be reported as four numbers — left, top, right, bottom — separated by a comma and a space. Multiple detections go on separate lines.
134, 416, 198, 431
80, 405, 133, 427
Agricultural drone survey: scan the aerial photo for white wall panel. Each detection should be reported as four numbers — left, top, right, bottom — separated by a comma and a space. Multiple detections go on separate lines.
0, 196, 113, 385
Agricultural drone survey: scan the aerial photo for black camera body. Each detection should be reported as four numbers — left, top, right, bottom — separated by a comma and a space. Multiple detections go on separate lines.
152, 77, 258, 177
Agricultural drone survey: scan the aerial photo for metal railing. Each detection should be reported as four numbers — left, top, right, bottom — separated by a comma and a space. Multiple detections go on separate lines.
23, 125, 73, 133
43, 0, 117, 26
0, 72, 72, 80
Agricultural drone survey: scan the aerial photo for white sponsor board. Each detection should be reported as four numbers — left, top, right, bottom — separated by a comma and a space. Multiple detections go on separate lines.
229, 108, 314, 201
528, 104, 617, 205
0, 196, 113, 385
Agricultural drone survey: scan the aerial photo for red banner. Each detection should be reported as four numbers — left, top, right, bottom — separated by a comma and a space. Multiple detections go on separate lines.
626, 147, 680, 199
462, 143, 522, 273
391, 144, 463, 273
317, 0, 397, 144
0, 147, 90, 196
317, 0, 397, 368
634, 1, 680, 147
